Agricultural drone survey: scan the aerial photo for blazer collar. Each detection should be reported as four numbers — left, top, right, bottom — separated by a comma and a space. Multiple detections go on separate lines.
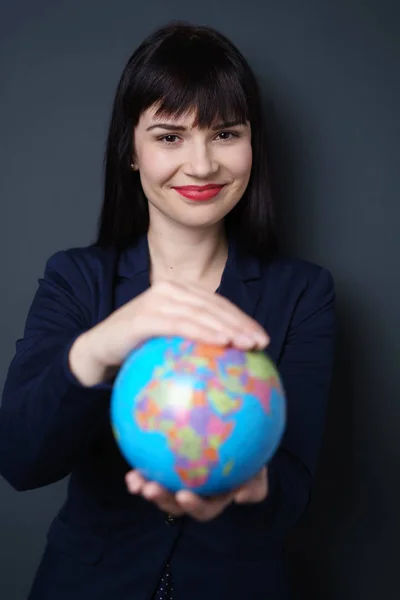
117, 233, 263, 318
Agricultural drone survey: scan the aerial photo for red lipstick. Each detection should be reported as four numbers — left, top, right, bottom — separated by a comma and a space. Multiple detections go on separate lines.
172, 184, 225, 201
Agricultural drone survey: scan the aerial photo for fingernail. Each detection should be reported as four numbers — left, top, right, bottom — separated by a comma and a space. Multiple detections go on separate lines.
143, 488, 154, 499
258, 334, 269, 346
128, 480, 140, 493
236, 334, 254, 346
176, 490, 194, 505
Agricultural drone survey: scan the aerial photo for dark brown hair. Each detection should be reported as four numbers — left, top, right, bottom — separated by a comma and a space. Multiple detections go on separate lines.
95, 21, 278, 257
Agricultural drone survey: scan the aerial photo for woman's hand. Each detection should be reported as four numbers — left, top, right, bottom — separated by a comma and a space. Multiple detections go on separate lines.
69, 279, 270, 387
125, 467, 269, 522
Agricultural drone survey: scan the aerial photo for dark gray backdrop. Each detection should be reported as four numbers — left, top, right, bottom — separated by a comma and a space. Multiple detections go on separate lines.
1, 1, 399, 599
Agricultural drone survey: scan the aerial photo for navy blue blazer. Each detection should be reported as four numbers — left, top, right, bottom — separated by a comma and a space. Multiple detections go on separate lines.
0, 234, 335, 600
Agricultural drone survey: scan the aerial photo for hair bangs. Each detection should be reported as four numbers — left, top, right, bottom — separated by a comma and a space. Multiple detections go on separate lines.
134, 32, 250, 128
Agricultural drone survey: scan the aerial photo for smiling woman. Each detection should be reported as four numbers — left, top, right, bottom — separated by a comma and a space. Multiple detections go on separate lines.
147, 119, 248, 201
130, 105, 253, 237
98, 21, 277, 258
0, 20, 336, 600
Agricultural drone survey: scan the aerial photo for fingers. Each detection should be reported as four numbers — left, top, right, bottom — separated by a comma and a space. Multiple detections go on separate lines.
149, 281, 270, 350
134, 313, 233, 348
233, 467, 269, 504
125, 469, 146, 493
126, 470, 233, 521
159, 280, 268, 340
142, 483, 186, 517
125, 471, 185, 516
175, 490, 234, 522
182, 285, 268, 342
126, 467, 269, 521
156, 298, 243, 339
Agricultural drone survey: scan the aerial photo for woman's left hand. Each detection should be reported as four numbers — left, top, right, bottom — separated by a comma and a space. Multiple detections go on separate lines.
125, 466, 269, 522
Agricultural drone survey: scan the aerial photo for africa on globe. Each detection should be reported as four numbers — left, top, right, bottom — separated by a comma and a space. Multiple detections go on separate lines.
110, 336, 286, 496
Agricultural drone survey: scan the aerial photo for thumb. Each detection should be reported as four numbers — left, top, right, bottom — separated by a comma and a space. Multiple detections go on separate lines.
233, 467, 269, 504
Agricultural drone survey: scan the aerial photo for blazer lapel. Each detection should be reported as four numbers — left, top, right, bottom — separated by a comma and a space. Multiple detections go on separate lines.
216, 234, 262, 320
115, 236, 151, 309
115, 233, 263, 321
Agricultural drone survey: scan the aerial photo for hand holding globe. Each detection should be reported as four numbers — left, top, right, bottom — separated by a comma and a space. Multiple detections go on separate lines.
112, 337, 286, 519
68, 280, 284, 520
125, 463, 269, 521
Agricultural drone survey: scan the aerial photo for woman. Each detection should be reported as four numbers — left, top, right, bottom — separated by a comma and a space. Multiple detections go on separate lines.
0, 21, 335, 600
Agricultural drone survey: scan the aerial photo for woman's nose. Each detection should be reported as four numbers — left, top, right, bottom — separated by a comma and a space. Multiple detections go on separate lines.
184, 144, 219, 178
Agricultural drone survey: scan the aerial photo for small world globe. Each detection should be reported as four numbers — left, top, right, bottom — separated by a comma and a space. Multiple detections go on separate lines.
110, 336, 286, 496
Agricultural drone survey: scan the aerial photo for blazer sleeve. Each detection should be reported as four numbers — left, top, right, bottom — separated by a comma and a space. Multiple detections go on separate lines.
266, 266, 336, 535
0, 251, 112, 492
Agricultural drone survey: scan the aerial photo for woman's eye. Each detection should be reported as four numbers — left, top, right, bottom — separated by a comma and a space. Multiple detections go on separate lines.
159, 134, 180, 144
216, 131, 239, 141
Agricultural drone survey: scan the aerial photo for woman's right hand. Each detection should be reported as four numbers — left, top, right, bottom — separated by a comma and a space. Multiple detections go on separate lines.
68, 279, 270, 387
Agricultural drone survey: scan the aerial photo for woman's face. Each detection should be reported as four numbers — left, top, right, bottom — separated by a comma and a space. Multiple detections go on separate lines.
132, 104, 252, 230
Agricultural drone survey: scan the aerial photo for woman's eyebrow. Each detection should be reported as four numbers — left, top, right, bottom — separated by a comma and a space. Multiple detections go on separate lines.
146, 120, 245, 132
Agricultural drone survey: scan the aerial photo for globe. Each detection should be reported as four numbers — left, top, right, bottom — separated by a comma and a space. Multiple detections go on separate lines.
110, 336, 286, 496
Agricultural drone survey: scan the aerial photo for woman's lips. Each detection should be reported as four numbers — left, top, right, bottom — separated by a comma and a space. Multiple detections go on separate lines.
173, 185, 226, 201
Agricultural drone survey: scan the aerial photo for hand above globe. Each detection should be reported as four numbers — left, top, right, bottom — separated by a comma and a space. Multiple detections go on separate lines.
125, 466, 269, 521
68, 279, 269, 387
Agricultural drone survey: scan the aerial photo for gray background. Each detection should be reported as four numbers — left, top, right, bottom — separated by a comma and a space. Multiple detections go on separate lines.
1, 1, 399, 598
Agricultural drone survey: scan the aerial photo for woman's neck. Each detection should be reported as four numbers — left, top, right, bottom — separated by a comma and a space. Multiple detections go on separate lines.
147, 222, 228, 289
